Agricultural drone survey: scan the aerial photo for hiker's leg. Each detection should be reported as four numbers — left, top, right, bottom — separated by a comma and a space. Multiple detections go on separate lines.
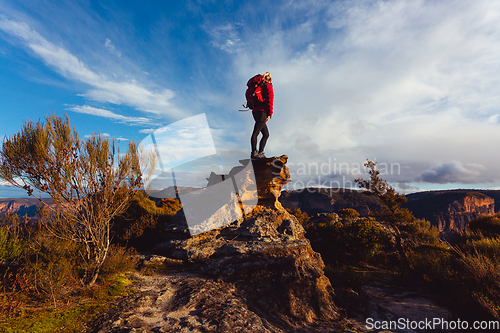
251, 123, 260, 152
251, 122, 266, 151
258, 124, 269, 153
251, 112, 267, 152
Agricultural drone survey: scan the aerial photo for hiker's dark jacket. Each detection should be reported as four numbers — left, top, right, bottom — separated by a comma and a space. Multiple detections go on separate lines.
252, 82, 274, 117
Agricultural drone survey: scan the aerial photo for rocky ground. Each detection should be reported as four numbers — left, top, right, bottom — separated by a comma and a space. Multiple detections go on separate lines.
87, 269, 342, 333
85, 264, 452, 333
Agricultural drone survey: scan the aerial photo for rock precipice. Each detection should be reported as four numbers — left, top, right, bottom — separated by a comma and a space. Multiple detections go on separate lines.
90, 155, 340, 332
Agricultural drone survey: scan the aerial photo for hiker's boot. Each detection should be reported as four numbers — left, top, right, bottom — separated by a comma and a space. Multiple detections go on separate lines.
258, 151, 266, 158
251, 151, 260, 159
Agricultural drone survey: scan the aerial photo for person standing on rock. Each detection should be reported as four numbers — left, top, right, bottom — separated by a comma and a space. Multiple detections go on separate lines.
250, 72, 273, 159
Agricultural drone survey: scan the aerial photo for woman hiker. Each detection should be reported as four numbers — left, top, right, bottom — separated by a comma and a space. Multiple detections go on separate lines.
251, 72, 273, 159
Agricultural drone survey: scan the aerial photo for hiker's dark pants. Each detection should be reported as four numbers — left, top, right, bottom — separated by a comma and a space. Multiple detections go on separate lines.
251, 111, 269, 153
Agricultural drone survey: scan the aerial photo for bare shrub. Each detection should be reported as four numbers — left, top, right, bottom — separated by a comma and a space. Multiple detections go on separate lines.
0, 114, 155, 286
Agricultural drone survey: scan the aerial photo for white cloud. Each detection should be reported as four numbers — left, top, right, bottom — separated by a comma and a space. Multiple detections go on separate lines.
223, 0, 500, 185
143, 114, 217, 171
396, 182, 424, 194
0, 179, 12, 186
0, 17, 185, 119
139, 114, 220, 190
68, 105, 152, 126
104, 38, 121, 57
488, 114, 500, 124
84, 132, 110, 139
139, 128, 155, 134
206, 23, 242, 53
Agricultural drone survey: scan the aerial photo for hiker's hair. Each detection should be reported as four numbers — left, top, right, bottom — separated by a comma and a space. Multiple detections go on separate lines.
263, 72, 272, 83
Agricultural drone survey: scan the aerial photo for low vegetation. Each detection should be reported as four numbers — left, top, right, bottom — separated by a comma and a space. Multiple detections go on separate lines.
0, 213, 139, 332
305, 214, 394, 266
289, 160, 500, 321
111, 191, 181, 251
0, 193, 182, 332
0, 114, 160, 331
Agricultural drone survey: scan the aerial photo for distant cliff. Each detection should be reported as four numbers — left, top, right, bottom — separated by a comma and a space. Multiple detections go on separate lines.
4, 187, 500, 235
403, 190, 496, 233
280, 188, 500, 234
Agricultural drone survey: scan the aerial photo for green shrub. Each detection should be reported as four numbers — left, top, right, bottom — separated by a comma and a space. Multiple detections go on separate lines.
0, 220, 140, 323
455, 249, 500, 319
111, 191, 181, 250
408, 244, 455, 283
325, 213, 338, 224
305, 216, 394, 266
292, 208, 310, 225
0, 226, 23, 263
343, 218, 392, 261
286, 208, 311, 225
401, 219, 440, 245
461, 237, 500, 259
99, 245, 139, 279
337, 208, 360, 223
0, 213, 27, 263
419, 230, 500, 320
469, 215, 500, 237
21, 232, 81, 304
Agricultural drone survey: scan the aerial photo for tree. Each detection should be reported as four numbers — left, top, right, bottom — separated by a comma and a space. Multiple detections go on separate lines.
354, 160, 412, 225
354, 159, 416, 267
0, 114, 153, 286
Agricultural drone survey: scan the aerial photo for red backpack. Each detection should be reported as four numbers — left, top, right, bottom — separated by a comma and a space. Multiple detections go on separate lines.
244, 74, 264, 110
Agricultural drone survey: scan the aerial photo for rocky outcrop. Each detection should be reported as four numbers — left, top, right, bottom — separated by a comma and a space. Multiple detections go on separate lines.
403, 190, 496, 233
89, 155, 340, 332
251, 155, 290, 208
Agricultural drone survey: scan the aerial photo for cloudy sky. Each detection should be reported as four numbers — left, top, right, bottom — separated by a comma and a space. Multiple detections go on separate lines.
1, 0, 500, 197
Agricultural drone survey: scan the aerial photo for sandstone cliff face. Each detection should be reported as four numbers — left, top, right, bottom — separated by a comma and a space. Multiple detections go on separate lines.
403, 191, 495, 233
441, 194, 494, 232
89, 156, 340, 332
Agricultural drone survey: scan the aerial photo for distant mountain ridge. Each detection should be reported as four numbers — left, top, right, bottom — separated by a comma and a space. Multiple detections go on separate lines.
279, 187, 382, 217
3, 188, 500, 234
0, 198, 54, 219
280, 188, 500, 234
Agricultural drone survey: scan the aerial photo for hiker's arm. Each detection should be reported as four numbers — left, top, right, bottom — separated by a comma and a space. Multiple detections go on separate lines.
263, 83, 274, 117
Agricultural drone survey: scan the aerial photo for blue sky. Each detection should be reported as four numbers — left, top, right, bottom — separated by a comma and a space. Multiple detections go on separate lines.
1, 0, 500, 197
